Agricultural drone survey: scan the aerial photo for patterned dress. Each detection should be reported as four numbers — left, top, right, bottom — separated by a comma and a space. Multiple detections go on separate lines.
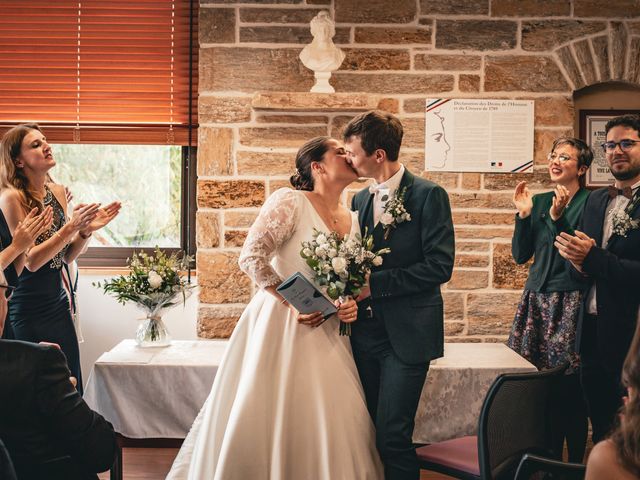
8, 186, 82, 391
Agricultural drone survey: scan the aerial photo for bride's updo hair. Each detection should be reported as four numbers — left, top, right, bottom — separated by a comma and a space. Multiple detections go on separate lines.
290, 136, 331, 191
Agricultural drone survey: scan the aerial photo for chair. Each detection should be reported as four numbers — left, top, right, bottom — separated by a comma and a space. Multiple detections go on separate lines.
416, 363, 567, 480
513, 453, 586, 480
0, 438, 18, 480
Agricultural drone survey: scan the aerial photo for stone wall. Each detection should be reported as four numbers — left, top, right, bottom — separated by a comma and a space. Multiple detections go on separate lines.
196, 0, 640, 341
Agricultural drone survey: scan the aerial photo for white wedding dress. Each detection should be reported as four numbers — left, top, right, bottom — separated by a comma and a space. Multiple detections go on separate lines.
167, 188, 383, 480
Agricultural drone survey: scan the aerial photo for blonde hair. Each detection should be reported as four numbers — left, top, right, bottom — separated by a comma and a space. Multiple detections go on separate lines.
0, 123, 46, 213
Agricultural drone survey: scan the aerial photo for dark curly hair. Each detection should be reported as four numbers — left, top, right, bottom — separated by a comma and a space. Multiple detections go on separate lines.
289, 136, 331, 191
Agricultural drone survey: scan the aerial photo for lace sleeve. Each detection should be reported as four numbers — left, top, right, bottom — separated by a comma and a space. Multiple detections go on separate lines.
239, 188, 300, 289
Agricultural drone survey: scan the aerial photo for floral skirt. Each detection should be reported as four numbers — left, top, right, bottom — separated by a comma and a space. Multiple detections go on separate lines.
507, 290, 583, 374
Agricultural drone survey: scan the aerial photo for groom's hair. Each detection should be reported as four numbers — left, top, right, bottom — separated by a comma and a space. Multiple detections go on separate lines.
343, 110, 403, 162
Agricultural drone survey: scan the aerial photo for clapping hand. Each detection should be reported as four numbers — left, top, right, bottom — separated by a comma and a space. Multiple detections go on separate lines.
554, 230, 596, 270
513, 181, 533, 219
550, 184, 570, 221
12, 206, 53, 252
68, 203, 100, 233
80, 201, 121, 237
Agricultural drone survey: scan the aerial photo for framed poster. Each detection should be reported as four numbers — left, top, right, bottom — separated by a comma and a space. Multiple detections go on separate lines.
424, 98, 534, 173
579, 109, 640, 187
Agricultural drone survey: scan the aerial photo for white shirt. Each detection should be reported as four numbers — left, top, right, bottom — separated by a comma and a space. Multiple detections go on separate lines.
370, 164, 405, 226
586, 179, 640, 315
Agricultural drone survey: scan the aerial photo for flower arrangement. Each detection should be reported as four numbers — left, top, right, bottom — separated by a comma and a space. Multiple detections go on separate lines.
300, 229, 390, 335
380, 186, 411, 240
611, 193, 640, 238
95, 247, 195, 345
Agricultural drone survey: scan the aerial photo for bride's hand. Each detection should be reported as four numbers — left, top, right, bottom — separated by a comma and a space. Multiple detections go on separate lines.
336, 297, 358, 323
297, 311, 325, 328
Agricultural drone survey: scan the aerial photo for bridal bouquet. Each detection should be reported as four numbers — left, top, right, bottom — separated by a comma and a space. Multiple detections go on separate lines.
95, 247, 195, 345
300, 229, 390, 335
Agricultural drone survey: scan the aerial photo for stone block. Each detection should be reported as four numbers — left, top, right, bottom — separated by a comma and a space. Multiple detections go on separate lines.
455, 254, 490, 268
443, 292, 465, 321
611, 22, 628, 80
456, 241, 490, 252
199, 8, 236, 44
420, 0, 489, 15
484, 169, 554, 190
461, 173, 481, 190
197, 305, 245, 339
199, 96, 253, 124
342, 49, 411, 71
467, 292, 521, 335
401, 117, 425, 149
330, 115, 355, 139
197, 251, 252, 304
534, 128, 573, 166
533, 96, 573, 126
492, 242, 530, 289
255, 115, 328, 124
404, 98, 428, 114
237, 151, 297, 176
436, 20, 517, 50
395, 151, 425, 175
414, 54, 482, 71
239, 8, 321, 23
447, 269, 489, 289
224, 211, 258, 228
336, 0, 417, 23
445, 322, 466, 336
197, 127, 233, 176
521, 20, 606, 51
459, 74, 480, 92
225, 229, 248, 247
491, 0, 570, 16
450, 192, 514, 209
455, 226, 514, 239
251, 92, 389, 112
333, 73, 454, 94
240, 26, 311, 44
591, 35, 610, 81
421, 170, 459, 189
268, 179, 293, 193
627, 37, 640, 84
485, 55, 570, 92
239, 126, 327, 148
453, 211, 514, 225
574, 0, 640, 17
200, 48, 313, 93
198, 180, 265, 208
377, 98, 401, 114
556, 46, 585, 90
196, 211, 220, 248
574, 39, 598, 85
354, 27, 432, 45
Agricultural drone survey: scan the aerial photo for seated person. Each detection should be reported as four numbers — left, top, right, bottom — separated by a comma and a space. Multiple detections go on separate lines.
585, 322, 640, 480
0, 270, 116, 480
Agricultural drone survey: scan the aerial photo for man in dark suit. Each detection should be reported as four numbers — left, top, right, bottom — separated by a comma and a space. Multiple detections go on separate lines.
0, 269, 116, 479
556, 114, 640, 443
344, 111, 455, 480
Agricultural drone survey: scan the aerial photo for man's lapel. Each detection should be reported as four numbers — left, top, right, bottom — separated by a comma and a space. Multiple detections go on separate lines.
606, 190, 640, 250
358, 191, 375, 236
590, 189, 610, 247
372, 169, 416, 246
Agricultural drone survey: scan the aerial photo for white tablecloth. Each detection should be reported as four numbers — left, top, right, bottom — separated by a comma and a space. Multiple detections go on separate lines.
84, 339, 227, 439
84, 340, 535, 443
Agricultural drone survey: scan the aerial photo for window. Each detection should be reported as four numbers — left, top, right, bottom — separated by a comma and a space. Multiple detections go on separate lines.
0, 0, 198, 266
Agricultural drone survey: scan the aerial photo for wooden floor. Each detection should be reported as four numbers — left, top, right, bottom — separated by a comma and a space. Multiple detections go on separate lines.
97, 447, 455, 479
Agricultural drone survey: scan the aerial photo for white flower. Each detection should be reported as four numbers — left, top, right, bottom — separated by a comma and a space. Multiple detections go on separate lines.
402, 213, 411, 222
380, 212, 394, 225
302, 247, 313, 257
331, 256, 348, 274
327, 248, 338, 258
148, 270, 163, 289
373, 256, 383, 266
315, 246, 328, 258
316, 234, 327, 244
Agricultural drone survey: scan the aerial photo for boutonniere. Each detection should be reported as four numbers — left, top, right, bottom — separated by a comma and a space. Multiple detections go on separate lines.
380, 186, 411, 240
611, 192, 640, 238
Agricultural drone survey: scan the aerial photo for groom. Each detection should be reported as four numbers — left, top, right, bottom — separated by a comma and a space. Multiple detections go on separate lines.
344, 110, 455, 480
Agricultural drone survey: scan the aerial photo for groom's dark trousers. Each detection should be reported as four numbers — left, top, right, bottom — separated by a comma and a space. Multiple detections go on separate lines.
351, 170, 454, 480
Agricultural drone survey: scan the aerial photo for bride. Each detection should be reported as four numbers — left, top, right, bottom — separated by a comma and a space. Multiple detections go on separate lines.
167, 137, 383, 479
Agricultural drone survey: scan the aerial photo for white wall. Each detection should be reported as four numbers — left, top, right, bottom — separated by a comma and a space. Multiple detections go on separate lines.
77, 273, 199, 388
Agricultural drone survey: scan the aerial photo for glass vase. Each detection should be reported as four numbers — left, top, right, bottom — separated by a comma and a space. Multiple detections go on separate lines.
136, 315, 171, 347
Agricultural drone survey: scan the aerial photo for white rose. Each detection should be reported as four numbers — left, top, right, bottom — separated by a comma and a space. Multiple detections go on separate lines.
316, 234, 327, 244
322, 263, 332, 274
331, 256, 347, 274
380, 212, 394, 225
148, 270, 163, 289
327, 248, 338, 258
302, 248, 313, 257
372, 256, 383, 267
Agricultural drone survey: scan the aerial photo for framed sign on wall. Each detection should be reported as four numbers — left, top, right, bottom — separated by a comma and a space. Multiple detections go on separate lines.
579, 109, 640, 187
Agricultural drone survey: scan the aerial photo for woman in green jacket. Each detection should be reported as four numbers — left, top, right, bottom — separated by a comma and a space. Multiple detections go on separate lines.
508, 137, 593, 463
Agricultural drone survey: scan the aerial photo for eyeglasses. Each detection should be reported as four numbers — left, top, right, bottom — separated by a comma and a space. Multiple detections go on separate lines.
601, 139, 640, 153
547, 152, 575, 163
0, 284, 16, 300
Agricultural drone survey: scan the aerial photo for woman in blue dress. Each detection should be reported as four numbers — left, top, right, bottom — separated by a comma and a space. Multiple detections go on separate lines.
0, 124, 121, 392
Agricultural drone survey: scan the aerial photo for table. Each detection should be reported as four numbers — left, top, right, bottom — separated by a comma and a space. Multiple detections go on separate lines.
85, 340, 535, 477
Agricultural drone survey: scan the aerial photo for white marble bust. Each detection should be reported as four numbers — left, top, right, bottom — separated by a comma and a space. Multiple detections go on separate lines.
299, 11, 345, 93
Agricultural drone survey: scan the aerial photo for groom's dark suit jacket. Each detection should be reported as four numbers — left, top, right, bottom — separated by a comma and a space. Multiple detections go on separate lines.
573, 188, 640, 372
0, 340, 116, 480
351, 169, 455, 364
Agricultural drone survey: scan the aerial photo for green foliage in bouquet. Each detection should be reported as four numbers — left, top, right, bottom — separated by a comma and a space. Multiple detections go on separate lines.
94, 247, 195, 316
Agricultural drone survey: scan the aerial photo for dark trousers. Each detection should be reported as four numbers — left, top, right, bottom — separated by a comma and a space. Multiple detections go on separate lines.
579, 313, 625, 443
352, 317, 429, 480
549, 373, 588, 462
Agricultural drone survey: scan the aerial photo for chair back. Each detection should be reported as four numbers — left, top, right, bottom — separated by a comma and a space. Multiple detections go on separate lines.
477, 363, 567, 480
0, 438, 18, 480
514, 453, 586, 480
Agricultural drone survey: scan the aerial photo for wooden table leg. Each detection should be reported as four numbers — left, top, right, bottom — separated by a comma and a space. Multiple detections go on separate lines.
110, 435, 124, 480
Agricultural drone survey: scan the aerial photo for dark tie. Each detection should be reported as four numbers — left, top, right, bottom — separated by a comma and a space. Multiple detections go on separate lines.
608, 185, 633, 199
